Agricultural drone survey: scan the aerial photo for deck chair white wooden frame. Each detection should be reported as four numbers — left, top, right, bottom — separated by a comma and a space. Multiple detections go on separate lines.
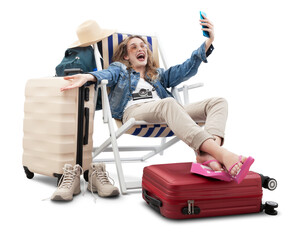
91, 33, 204, 194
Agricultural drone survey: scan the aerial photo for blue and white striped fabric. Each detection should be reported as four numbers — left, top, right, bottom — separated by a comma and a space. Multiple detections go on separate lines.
98, 33, 176, 138
126, 124, 174, 138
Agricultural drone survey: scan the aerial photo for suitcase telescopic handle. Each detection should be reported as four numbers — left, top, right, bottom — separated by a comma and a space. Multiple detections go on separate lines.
83, 108, 89, 145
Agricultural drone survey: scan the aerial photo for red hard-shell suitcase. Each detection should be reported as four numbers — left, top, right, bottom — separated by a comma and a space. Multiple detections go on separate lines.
142, 162, 278, 219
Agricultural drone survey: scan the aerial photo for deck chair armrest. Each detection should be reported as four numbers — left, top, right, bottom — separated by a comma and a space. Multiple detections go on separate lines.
99, 79, 108, 86
172, 82, 204, 105
98, 79, 109, 123
178, 82, 204, 91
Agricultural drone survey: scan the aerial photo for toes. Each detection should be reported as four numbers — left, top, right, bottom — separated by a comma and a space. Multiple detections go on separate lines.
230, 166, 237, 176
231, 162, 242, 176
240, 156, 247, 164
210, 162, 223, 171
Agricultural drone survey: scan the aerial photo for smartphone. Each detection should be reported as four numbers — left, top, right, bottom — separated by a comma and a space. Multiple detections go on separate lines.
200, 11, 210, 38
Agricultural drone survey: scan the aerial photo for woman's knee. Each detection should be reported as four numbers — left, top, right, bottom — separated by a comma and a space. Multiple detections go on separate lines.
210, 97, 228, 110
217, 97, 228, 107
161, 97, 180, 107
159, 97, 184, 113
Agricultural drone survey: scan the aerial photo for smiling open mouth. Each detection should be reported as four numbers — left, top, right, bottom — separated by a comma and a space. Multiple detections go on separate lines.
137, 53, 145, 61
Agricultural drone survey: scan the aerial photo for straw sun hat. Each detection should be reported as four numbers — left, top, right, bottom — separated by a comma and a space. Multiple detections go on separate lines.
69, 20, 115, 48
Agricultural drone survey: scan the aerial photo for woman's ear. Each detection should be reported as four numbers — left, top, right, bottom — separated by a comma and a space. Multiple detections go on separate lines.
124, 55, 129, 61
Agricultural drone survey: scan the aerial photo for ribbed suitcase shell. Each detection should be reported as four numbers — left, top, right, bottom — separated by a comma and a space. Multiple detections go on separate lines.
22, 77, 95, 177
142, 162, 263, 219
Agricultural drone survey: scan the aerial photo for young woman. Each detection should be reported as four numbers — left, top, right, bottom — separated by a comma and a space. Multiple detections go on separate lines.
61, 16, 254, 183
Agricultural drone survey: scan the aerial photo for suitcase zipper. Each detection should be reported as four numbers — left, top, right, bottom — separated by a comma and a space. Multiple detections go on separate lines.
188, 200, 194, 214
181, 200, 201, 215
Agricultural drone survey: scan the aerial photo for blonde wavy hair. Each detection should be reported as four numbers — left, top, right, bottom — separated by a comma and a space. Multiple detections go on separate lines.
112, 35, 158, 80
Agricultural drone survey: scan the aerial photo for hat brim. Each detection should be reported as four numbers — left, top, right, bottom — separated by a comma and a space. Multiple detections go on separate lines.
69, 29, 116, 48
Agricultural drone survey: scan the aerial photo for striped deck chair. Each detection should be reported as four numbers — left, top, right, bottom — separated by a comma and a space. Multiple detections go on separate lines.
91, 33, 204, 194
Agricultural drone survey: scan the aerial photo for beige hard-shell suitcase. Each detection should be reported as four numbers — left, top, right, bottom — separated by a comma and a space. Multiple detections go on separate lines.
22, 77, 95, 182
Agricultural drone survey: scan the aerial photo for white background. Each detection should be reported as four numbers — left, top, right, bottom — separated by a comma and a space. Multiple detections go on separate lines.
1, 0, 298, 239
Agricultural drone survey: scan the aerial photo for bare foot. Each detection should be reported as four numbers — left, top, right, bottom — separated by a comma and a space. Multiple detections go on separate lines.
198, 139, 251, 177
196, 151, 223, 171
221, 151, 246, 176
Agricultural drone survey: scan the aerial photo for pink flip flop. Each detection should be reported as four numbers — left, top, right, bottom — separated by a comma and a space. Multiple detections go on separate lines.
228, 156, 255, 184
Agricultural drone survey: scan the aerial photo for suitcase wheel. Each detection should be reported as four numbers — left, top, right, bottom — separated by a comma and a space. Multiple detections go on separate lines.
266, 178, 277, 191
264, 201, 278, 215
53, 173, 63, 186
24, 166, 34, 179
83, 170, 89, 182
259, 174, 277, 191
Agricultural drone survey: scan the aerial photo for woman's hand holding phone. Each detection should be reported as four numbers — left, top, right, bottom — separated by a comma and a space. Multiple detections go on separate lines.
199, 11, 215, 52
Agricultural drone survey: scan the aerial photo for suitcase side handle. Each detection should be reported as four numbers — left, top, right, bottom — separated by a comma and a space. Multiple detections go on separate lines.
143, 190, 162, 211
64, 68, 83, 76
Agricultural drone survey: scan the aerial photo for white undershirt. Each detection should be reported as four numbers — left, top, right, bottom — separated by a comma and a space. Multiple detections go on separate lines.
124, 78, 161, 111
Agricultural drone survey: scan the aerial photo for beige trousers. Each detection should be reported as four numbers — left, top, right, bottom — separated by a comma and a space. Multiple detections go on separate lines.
122, 97, 228, 151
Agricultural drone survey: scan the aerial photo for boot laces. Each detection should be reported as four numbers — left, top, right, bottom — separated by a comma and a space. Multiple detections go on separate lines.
95, 170, 114, 185
58, 165, 82, 189
42, 165, 83, 201
89, 167, 115, 203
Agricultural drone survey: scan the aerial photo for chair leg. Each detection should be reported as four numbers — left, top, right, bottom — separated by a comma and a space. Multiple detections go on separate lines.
107, 118, 128, 194
159, 138, 166, 155
107, 129, 143, 193
143, 136, 180, 161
